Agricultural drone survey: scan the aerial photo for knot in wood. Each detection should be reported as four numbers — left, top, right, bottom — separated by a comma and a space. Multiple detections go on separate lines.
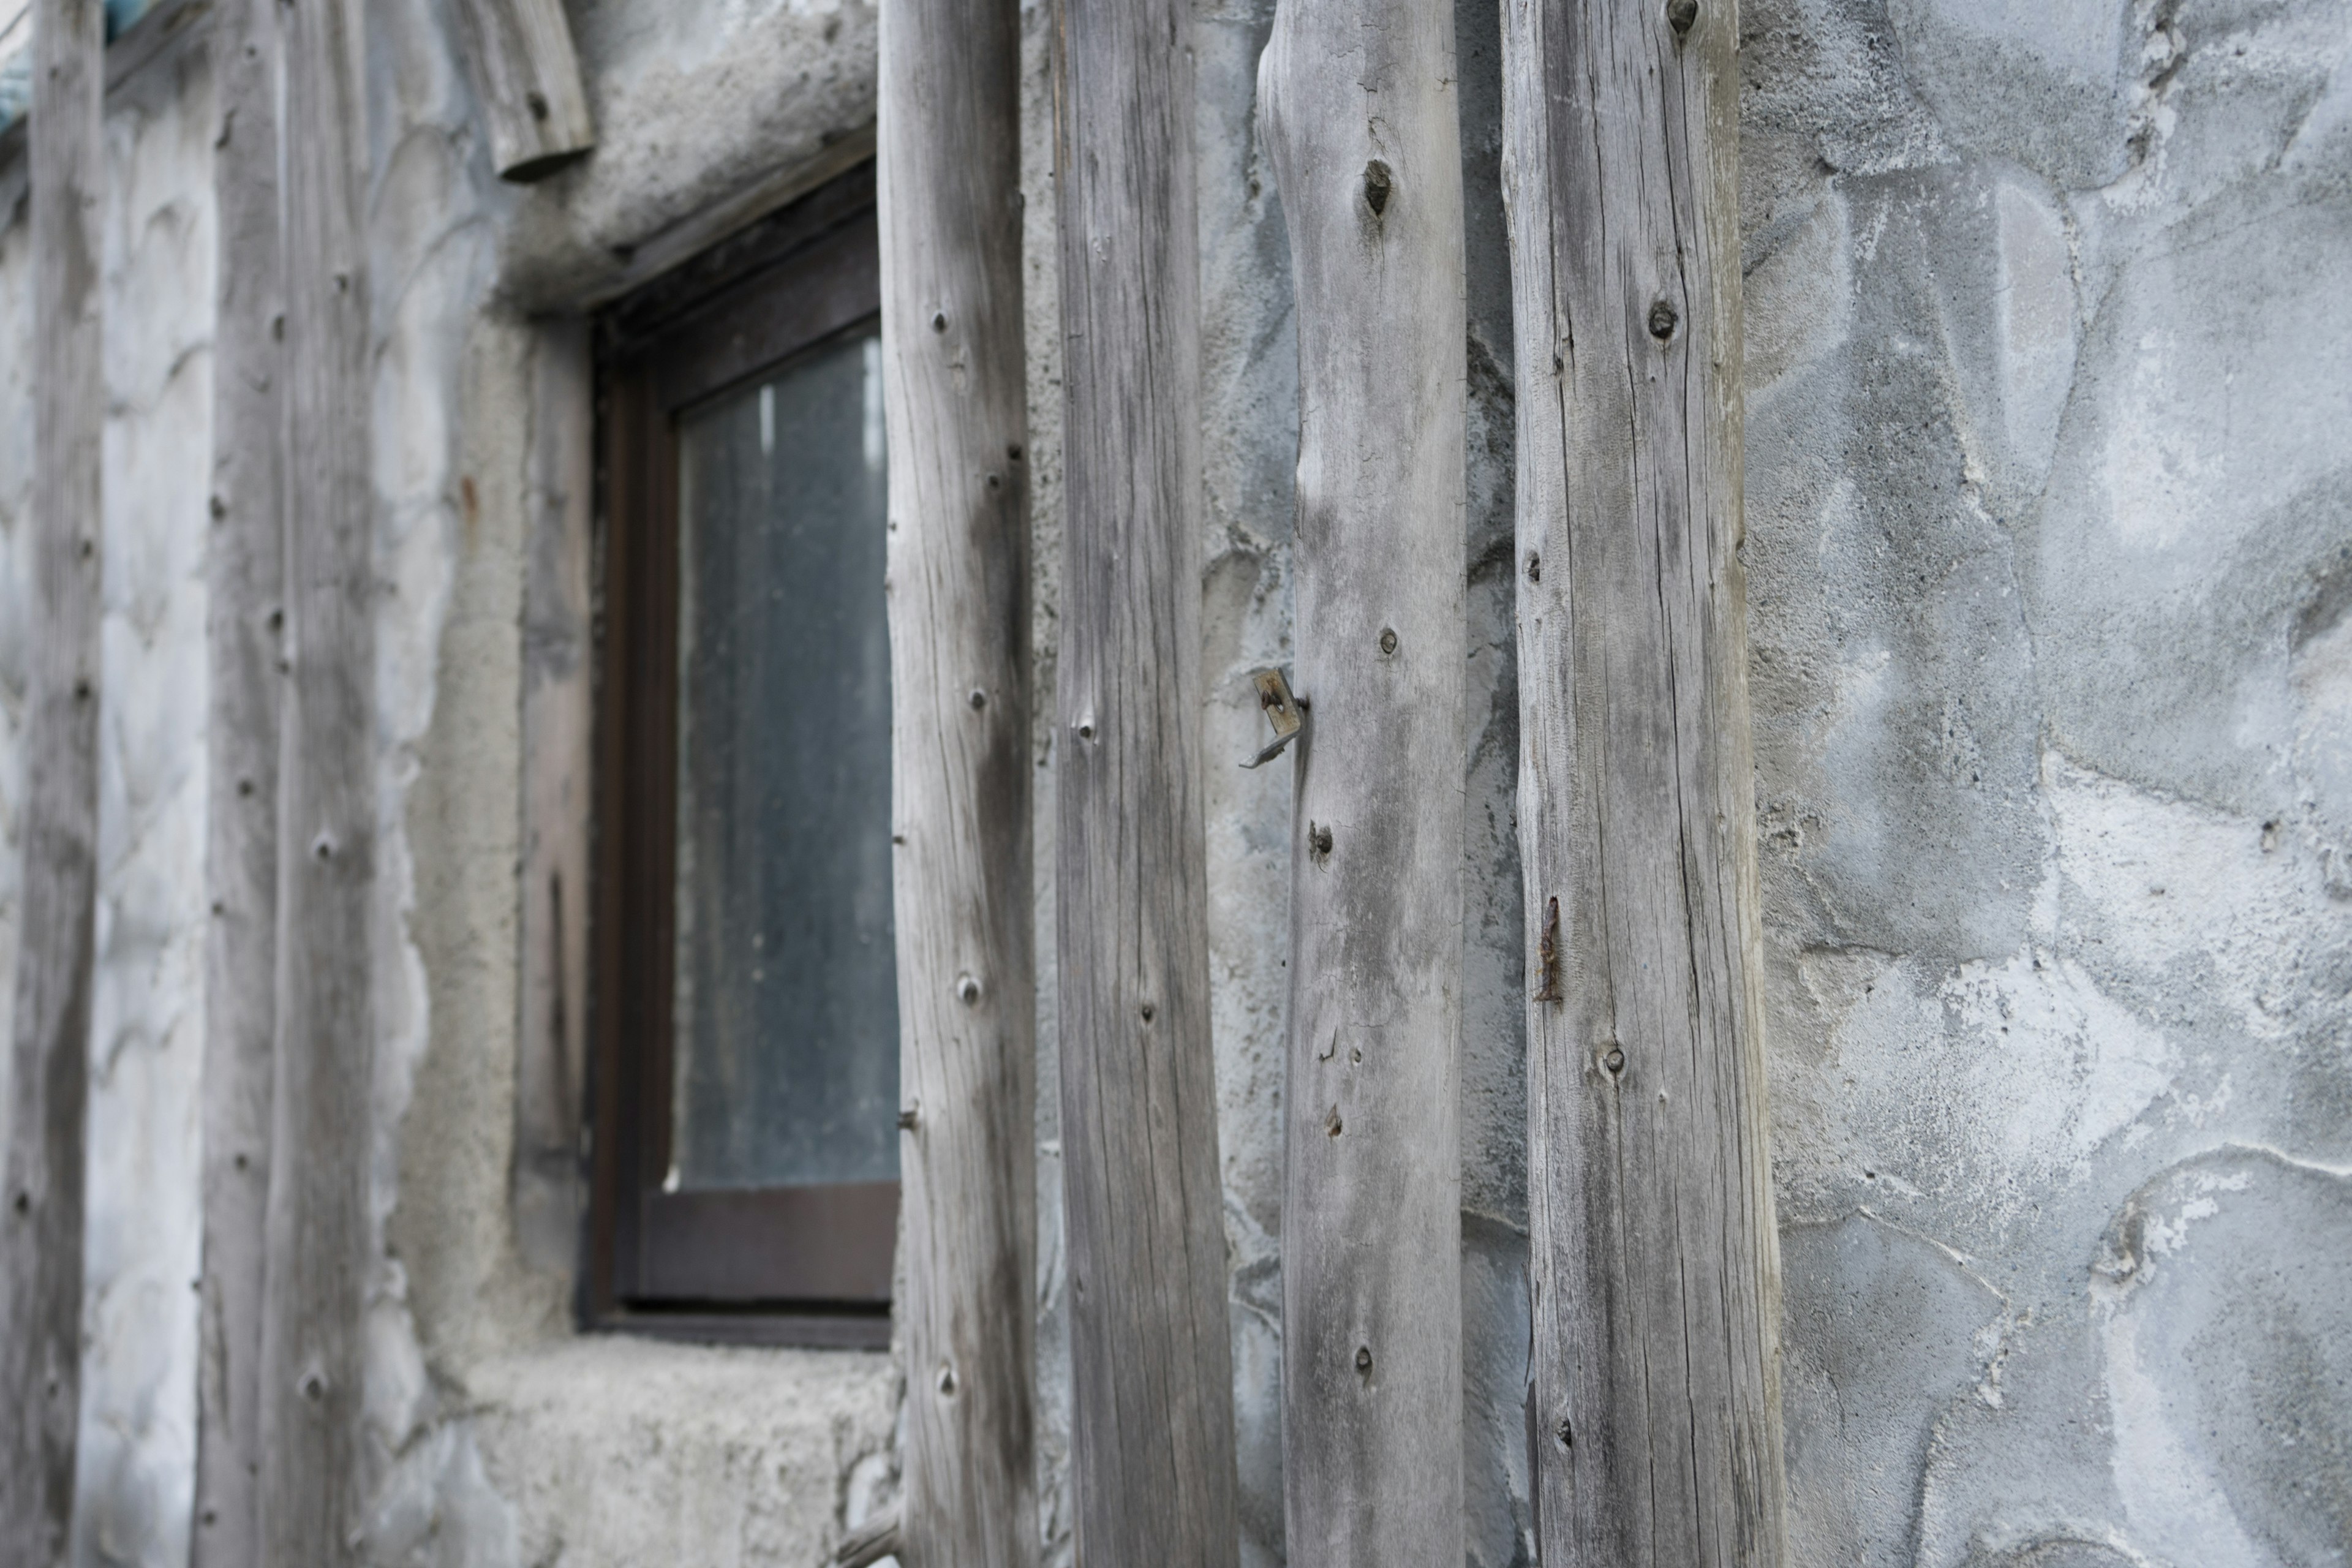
1355, 1345, 1373, 1373
1363, 160, 1392, 217
968, 687, 989, 710
1378, 627, 1399, 657
1666, 0, 1700, 34
1604, 1047, 1626, 1074
526, 90, 550, 122
956, 973, 984, 1006
1648, 299, 1680, 341
1308, 822, 1333, 862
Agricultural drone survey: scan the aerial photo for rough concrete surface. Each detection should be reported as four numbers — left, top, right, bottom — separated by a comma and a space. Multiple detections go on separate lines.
1743, 0, 2352, 1562
0, 0, 2346, 1564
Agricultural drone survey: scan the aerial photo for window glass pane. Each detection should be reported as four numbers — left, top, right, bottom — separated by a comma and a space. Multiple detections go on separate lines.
671, 327, 897, 1190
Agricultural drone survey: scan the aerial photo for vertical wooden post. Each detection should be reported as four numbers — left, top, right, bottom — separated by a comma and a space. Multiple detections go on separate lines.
259, 0, 375, 1561
1051, 0, 1242, 1561
0, 1, 104, 1561
1500, 1, 1789, 1562
194, 0, 285, 1561
513, 320, 593, 1278
1257, 3, 1468, 1563
878, 0, 1037, 1561
448, 0, 595, 183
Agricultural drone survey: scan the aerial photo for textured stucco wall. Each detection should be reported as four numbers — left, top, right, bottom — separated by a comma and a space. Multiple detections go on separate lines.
1741, 1, 2352, 1563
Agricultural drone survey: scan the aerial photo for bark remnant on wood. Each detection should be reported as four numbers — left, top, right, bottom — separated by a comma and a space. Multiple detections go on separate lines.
260, 0, 377, 1560
0, 2, 105, 1561
195, 0, 287, 1561
1499, 1, 1790, 1561
880, 0, 1038, 1559
1051, 0, 1242, 1560
1258, 0, 1469, 1560
449, 0, 595, 182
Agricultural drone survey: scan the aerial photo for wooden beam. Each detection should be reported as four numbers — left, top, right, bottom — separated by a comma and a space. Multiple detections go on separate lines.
193, 0, 285, 1561
448, 0, 594, 183
1500, 1, 1789, 1562
1256, 0, 1468, 1560
513, 318, 593, 1277
258, 0, 375, 1560
878, 0, 1038, 1561
1050, 0, 1241, 1560
0, 1, 104, 1561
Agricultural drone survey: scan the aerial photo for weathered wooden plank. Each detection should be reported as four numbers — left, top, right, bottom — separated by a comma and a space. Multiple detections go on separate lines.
1050, 0, 1240, 1560
193, 0, 285, 1561
1499, 1, 1789, 1562
879, 0, 1038, 1562
0, 2, 104, 1562
258, 0, 375, 1560
1257, 0, 1469, 1559
513, 318, 593, 1278
448, 0, 594, 183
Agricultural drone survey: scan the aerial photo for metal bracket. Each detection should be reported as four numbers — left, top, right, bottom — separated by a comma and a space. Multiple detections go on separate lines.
1240, 667, 1306, 769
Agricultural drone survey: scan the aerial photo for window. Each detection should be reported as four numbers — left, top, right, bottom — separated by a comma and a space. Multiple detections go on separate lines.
588, 167, 895, 1347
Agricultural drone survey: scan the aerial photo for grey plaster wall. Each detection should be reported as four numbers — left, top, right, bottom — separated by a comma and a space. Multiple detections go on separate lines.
1740, 0, 2352, 1562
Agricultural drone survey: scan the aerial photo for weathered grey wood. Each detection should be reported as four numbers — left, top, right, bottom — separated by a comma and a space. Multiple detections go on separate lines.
0, 2, 104, 1561
513, 318, 593, 1276
1256, 3, 1468, 1561
1499, 1, 1789, 1562
1050, 0, 1240, 1560
193, 0, 285, 1561
448, 0, 594, 182
258, 0, 375, 1561
879, 0, 1038, 1562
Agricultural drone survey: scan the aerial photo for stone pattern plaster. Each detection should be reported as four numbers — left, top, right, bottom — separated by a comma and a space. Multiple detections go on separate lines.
1743, 1, 2352, 1562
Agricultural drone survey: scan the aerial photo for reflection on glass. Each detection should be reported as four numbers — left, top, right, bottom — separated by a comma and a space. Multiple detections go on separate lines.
671, 328, 896, 1190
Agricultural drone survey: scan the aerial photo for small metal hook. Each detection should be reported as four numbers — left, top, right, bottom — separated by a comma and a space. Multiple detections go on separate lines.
1240, 667, 1306, 769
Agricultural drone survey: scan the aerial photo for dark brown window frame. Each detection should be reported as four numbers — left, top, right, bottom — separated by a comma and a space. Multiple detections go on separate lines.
586, 165, 895, 1350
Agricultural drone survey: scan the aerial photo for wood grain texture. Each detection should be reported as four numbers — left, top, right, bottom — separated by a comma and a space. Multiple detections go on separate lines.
514, 318, 593, 1279
1256, 2, 1469, 1561
0, 2, 104, 1561
1499, 1, 1789, 1562
880, 0, 1038, 1562
448, 0, 594, 182
1050, 0, 1240, 1560
194, 0, 285, 1561
258, 0, 375, 1560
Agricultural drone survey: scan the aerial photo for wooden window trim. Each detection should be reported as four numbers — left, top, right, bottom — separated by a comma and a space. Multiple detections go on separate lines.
586, 165, 894, 1349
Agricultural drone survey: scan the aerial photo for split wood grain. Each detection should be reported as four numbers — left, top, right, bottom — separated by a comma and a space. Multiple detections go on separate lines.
258, 0, 377, 1561
878, 0, 1038, 1561
1050, 0, 1241, 1561
194, 0, 286, 1561
1257, 2, 1469, 1561
448, 0, 594, 183
1499, 1, 1790, 1562
513, 320, 594, 1276
0, 2, 105, 1562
